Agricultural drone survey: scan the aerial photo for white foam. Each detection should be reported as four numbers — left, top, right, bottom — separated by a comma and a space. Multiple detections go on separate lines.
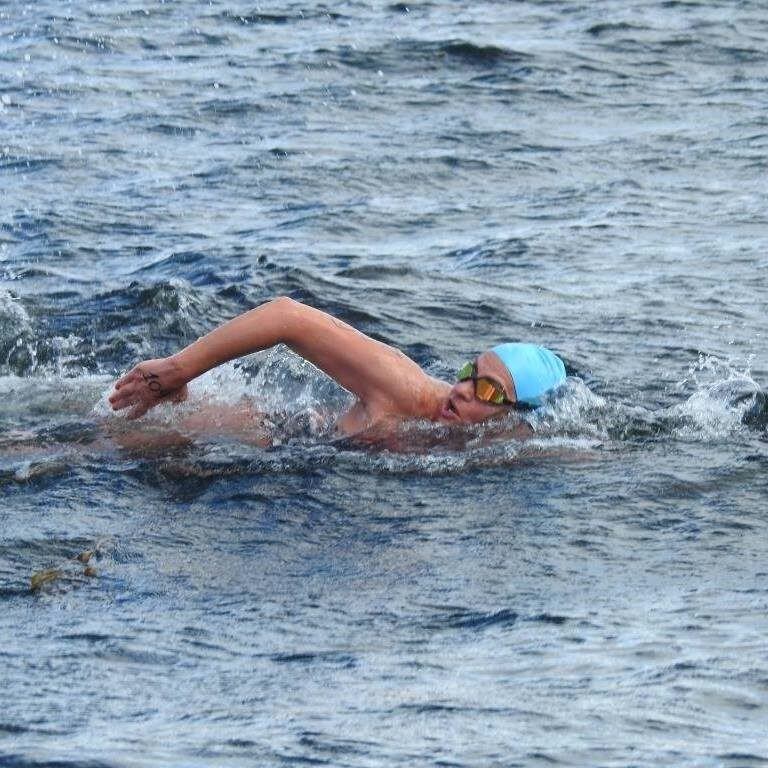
0, 288, 30, 326
668, 354, 762, 440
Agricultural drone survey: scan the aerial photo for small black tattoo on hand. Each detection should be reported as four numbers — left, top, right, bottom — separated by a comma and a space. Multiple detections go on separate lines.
142, 372, 167, 397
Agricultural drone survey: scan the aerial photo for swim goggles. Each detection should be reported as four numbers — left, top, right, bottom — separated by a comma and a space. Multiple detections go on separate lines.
456, 361, 514, 405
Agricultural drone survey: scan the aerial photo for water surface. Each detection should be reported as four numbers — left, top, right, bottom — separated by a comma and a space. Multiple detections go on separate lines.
1, 1, 768, 765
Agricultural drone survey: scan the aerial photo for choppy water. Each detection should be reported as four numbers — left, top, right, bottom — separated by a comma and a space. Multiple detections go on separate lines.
2, 1, 768, 765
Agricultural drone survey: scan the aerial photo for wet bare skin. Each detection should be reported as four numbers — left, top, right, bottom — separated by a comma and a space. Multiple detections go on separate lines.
106, 297, 533, 448
3, 293, 540, 460
105, 398, 273, 452
107, 361, 524, 448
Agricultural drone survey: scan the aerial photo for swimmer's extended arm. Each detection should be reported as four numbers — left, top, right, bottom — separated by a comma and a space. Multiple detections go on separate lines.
109, 296, 428, 419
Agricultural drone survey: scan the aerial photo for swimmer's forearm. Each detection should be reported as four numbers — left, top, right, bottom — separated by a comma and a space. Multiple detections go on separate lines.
109, 297, 310, 419
172, 296, 297, 380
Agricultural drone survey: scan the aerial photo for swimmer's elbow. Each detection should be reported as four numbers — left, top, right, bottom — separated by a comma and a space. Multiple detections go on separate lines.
269, 295, 299, 311
266, 295, 309, 344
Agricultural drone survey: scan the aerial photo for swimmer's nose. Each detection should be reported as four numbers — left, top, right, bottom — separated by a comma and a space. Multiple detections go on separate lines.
454, 379, 474, 402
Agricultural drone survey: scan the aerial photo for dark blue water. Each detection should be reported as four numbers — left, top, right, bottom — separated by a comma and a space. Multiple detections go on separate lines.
2, 1, 768, 765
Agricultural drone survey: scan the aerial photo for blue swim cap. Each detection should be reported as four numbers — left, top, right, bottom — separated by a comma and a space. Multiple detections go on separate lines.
491, 343, 566, 406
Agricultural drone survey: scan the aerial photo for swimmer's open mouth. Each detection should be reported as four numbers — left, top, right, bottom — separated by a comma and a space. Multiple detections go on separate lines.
440, 397, 460, 422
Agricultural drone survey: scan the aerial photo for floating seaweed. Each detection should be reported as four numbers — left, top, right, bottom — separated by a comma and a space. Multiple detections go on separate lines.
29, 543, 107, 593
30, 568, 63, 592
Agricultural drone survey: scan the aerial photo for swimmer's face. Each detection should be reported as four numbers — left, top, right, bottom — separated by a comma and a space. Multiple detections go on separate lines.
441, 350, 517, 424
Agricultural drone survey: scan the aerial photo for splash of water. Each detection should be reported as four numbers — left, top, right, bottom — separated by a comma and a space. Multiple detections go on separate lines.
526, 360, 765, 446
668, 354, 765, 439
2, 349, 763, 483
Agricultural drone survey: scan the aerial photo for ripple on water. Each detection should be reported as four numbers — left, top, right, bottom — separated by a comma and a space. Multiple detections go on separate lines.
2, 0, 768, 764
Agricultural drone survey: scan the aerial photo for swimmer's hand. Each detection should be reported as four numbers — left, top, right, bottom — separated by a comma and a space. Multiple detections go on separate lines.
109, 356, 189, 419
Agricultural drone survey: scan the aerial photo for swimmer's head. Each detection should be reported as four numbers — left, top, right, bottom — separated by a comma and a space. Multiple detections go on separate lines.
441, 344, 565, 424
490, 343, 566, 407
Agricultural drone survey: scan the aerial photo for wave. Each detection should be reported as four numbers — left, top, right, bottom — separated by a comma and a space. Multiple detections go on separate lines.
317, 38, 534, 74
0, 349, 763, 489
3, 261, 764, 455
586, 22, 653, 38
0, 279, 249, 377
217, 9, 348, 26
528, 359, 766, 444
0, 156, 62, 175
48, 34, 117, 55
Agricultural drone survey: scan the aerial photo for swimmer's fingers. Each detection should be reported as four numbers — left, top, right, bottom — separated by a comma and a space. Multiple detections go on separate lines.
109, 366, 156, 411
112, 365, 143, 392
111, 390, 153, 420
124, 402, 151, 420
108, 371, 144, 412
112, 385, 187, 420
109, 368, 144, 408
123, 385, 188, 420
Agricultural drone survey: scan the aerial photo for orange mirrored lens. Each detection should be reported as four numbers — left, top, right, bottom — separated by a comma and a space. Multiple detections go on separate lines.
475, 377, 504, 404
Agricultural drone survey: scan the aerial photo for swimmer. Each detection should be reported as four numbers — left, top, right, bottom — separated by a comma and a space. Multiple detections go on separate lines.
108, 297, 565, 441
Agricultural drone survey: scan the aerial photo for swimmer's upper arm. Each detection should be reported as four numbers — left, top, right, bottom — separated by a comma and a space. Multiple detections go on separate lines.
281, 298, 426, 409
